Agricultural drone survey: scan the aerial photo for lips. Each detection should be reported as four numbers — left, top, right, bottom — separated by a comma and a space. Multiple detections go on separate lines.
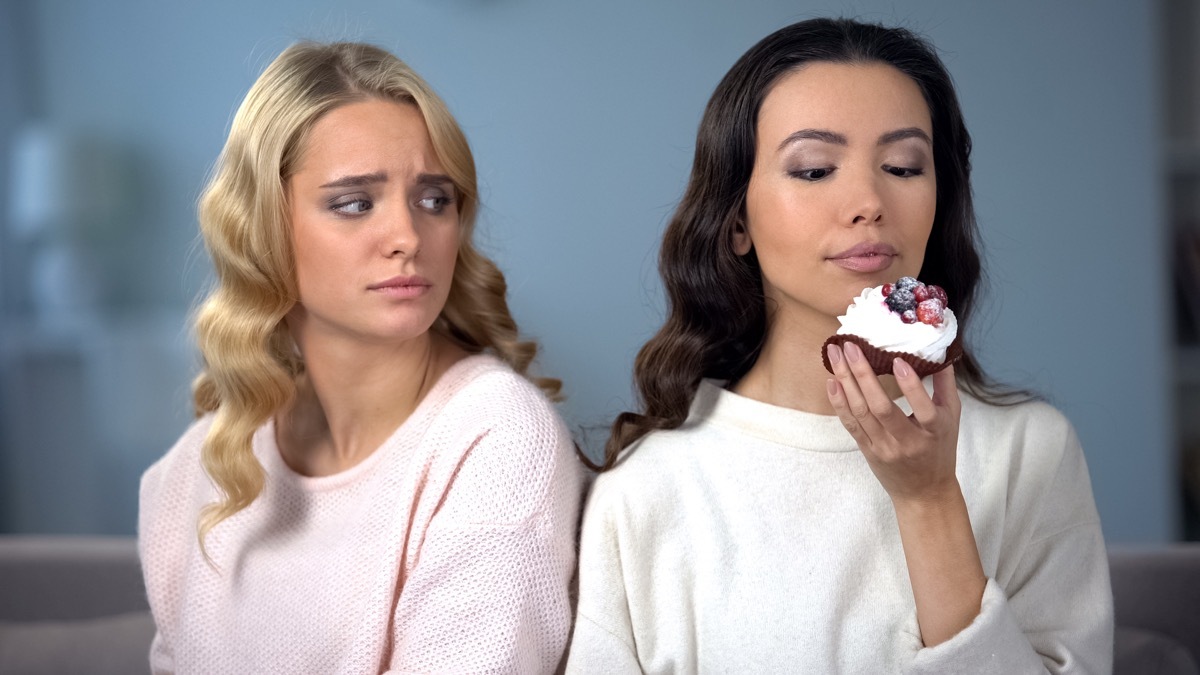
367, 275, 432, 298
368, 275, 431, 290
827, 242, 897, 273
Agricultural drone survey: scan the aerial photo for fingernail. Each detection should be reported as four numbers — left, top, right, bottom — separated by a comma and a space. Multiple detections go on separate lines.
845, 342, 861, 363
828, 345, 842, 365
826, 379, 838, 396
893, 358, 911, 378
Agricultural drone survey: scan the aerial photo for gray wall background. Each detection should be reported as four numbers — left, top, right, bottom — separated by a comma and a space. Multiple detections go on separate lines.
0, 0, 1175, 543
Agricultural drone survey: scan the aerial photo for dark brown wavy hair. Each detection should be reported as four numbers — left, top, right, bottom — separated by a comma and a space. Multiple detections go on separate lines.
594, 17, 1023, 471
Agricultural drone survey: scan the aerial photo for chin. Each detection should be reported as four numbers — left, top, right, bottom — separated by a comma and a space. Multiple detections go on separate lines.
347, 319, 433, 345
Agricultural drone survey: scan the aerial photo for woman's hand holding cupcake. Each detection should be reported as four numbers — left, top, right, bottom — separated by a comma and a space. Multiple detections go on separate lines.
826, 339, 984, 648
825, 342, 962, 504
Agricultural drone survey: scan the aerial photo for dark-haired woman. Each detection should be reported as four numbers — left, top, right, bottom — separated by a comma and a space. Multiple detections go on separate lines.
567, 18, 1111, 674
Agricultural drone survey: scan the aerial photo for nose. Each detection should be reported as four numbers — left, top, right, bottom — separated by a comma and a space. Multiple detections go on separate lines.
845, 172, 884, 226
382, 206, 420, 259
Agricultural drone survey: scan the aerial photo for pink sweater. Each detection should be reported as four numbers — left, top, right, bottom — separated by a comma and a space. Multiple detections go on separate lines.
139, 354, 583, 674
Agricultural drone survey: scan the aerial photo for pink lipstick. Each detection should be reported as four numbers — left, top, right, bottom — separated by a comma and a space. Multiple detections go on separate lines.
826, 242, 897, 273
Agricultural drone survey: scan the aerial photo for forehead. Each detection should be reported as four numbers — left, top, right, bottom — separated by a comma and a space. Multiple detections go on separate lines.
294, 98, 438, 174
757, 61, 932, 141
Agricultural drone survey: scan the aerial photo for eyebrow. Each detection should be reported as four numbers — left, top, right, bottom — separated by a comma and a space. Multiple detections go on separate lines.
877, 127, 932, 146
415, 173, 454, 187
319, 171, 387, 189
777, 129, 846, 151
318, 172, 455, 189
777, 127, 932, 151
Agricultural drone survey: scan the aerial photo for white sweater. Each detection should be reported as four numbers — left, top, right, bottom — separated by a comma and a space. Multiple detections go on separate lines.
567, 380, 1113, 674
140, 354, 583, 674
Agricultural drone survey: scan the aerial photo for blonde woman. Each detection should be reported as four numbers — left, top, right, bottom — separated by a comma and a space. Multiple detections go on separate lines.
138, 42, 582, 673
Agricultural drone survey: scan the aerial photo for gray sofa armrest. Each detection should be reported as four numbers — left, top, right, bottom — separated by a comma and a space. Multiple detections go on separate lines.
0, 536, 148, 621
2, 537, 1200, 675
0, 536, 153, 675
1111, 545, 1200, 675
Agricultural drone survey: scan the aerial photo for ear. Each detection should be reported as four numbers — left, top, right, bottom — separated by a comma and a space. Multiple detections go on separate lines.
731, 219, 753, 256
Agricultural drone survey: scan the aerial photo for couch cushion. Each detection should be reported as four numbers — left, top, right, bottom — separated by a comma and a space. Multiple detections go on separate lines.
0, 536, 148, 621
1110, 546, 1200, 666
0, 610, 154, 675
1115, 626, 1200, 675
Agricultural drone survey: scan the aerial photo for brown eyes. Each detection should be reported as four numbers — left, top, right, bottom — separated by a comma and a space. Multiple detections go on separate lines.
788, 167, 834, 181
787, 165, 926, 182
883, 165, 925, 178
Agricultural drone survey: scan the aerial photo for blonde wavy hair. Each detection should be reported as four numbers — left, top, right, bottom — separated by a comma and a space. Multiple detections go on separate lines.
192, 41, 560, 549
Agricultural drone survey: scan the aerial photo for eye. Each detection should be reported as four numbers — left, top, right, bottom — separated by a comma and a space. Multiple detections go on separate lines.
883, 165, 925, 178
330, 197, 372, 216
416, 190, 454, 214
788, 167, 835, 181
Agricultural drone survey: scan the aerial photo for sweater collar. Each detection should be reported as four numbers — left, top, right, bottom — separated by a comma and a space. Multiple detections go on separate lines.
258, 353, 504, 490
686, 379, 916, 453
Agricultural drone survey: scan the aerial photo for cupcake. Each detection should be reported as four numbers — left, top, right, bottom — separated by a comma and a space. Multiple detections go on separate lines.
821, 276, 962, 378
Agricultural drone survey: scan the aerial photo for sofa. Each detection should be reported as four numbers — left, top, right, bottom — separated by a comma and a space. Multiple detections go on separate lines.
1110, 546, 1200, 674
0, 536, 1197, 674
0, 537, 153, 674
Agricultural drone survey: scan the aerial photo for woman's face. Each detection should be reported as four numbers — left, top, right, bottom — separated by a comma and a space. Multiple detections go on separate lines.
737, 61, 937, 330
286, 98, 460, 347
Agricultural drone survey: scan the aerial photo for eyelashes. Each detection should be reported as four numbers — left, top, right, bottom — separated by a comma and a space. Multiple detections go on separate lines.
415, 195, 454, 214
788, 167, 834, 181
326, 191, 456, 217
330, 196, 372, 215
883, 165, 925, 178
785, 164, 927, 182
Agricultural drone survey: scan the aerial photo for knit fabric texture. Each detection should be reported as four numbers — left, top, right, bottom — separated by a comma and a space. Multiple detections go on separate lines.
567, 380, 1114, 674
139, 354, 582, 674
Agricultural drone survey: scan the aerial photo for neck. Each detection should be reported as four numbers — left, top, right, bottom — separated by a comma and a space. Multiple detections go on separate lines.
278, 326, 465, 476
732, 305, 902, 414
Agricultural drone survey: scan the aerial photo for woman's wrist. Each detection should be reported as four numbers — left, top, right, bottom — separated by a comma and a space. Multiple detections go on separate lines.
889, 477, 965, 517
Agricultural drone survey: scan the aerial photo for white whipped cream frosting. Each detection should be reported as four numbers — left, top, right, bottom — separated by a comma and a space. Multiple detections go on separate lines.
835, 285, 958, 362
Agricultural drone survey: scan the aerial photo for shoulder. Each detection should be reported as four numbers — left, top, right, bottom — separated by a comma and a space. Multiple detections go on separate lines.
583, 421, 720, 525
433, 354, 564, 433
138, 414, 218, 572
958, 391, 1077, 455
425, 354, 582, 525
956, 391, 1099, 534
140, 414, 216, 508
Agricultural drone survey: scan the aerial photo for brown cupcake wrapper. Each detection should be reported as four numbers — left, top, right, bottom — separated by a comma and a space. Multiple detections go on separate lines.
821, 334, 963, 378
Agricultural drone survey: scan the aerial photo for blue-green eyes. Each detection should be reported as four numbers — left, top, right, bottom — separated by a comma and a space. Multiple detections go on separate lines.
328, 191, 454, 217
331, 197, 372, 215
416, 195, 453, 214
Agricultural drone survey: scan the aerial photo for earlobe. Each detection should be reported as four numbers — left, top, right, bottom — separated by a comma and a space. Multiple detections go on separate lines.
732, 220, 753, 256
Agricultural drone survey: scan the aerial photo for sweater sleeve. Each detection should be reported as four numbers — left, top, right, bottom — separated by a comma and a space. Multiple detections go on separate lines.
908, 420, 1114, 674
386, 404, 582, 674
139, 417, 213, 675
564, 478, 644, 675
142, 460, 177, 675
148, 631, 174, 675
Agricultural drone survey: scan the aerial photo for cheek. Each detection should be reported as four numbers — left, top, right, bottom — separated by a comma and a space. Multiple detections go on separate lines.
746, 187, 820, 255
439, 225, 460, 263
903, 185, 937, 242
289, 219, 348, 296
289, 223, 316, 284
431, 227, 461, 279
